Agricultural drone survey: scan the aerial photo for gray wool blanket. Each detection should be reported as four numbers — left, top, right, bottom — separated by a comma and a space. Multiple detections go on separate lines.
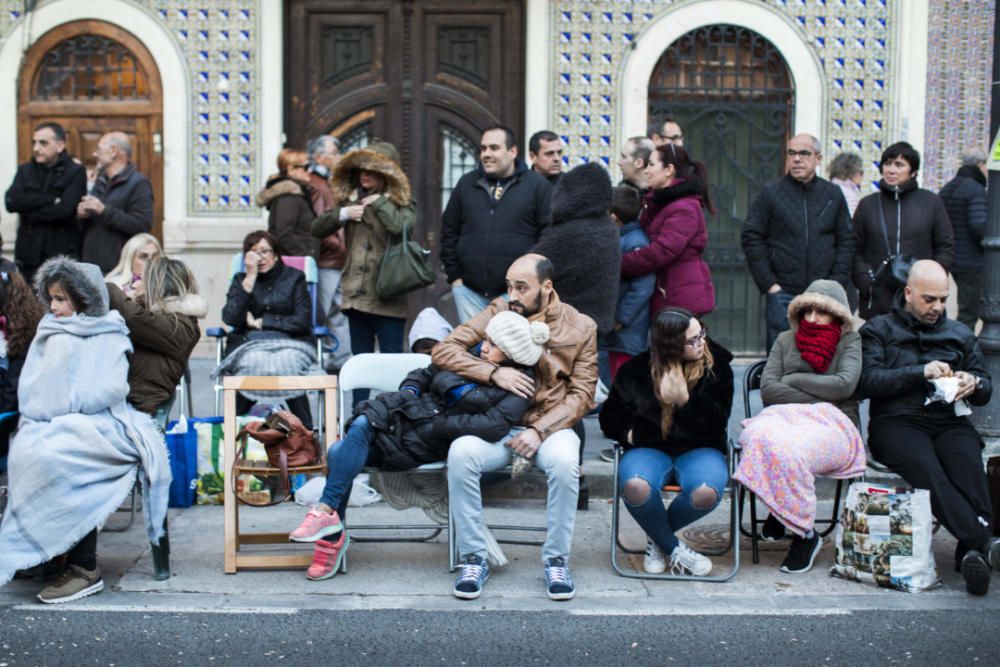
0, 312, 170, 586
211, 339, 323, 402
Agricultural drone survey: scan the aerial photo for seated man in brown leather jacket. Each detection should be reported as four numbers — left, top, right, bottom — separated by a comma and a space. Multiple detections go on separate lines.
433, 253, 598, 602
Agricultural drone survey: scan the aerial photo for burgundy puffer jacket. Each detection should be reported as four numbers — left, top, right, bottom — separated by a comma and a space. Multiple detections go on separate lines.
620, 181, 715, 317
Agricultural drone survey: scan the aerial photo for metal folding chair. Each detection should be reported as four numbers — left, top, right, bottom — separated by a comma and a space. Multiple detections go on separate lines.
609, 436, 741, 582
736, 359, 853, 564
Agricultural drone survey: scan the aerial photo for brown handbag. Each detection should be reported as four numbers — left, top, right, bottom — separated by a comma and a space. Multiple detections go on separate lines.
232, 410, 323, 506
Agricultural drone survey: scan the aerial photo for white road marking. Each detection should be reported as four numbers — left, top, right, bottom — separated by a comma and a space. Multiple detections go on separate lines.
15, 604, 299, 615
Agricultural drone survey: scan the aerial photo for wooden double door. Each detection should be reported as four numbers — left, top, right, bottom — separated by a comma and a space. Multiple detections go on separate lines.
285, 0, 525, 315
17, 21, 164, 241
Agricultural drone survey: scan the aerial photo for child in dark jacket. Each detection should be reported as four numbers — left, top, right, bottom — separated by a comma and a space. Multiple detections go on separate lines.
288, 310, 551, 581
600, 185, 655, 381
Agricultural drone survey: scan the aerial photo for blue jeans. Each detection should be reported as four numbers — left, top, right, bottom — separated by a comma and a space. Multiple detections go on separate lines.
452, 284, 503, 323
346, 310, 405, 404
619, 447, 729, 553
319, 415, 375, 520
765, 289, 795, 354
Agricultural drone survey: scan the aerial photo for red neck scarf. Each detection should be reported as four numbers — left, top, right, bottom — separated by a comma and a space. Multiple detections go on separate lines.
795, 319, 842, 373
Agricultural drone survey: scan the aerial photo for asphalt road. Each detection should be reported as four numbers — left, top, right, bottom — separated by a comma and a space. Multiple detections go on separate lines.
1, 608, 997, 666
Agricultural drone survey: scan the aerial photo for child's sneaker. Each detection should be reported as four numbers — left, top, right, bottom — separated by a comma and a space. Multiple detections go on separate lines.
305, 532, 349, 581
37, 565, 104, 604
289, 508, 343, 543
453, 555, 489, 599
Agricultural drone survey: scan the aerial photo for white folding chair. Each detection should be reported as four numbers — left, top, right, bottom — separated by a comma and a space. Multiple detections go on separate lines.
335, 353, 449, 571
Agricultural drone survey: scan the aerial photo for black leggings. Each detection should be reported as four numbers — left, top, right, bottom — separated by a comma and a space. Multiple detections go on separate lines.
869, 415, 991, 551
67, 529, 98, 571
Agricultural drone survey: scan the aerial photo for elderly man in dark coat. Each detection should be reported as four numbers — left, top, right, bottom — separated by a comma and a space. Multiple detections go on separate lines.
78, 132, 154, 273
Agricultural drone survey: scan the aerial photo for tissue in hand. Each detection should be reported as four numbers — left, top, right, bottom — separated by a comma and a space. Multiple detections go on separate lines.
925, 376, 972, 416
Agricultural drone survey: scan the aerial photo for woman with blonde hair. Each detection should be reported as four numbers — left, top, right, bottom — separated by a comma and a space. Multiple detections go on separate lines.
600, 308, 734, 576
107, 256, 206, 419
257, 148, 318, 258
104, 233, 162, 297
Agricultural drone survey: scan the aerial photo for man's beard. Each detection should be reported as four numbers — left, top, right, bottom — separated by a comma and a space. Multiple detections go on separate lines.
509, 292, 543, 316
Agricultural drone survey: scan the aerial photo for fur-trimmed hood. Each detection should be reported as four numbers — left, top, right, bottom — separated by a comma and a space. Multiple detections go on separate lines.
256, 176, 306, 209
151, 293, 208, 318
34, 256, 109, 317
787, 279, 854, 332
551, 162, 612, 223
331, 142, 412, 206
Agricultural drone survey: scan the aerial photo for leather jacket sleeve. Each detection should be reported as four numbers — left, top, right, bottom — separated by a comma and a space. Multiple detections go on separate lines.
528, 324, 598, 437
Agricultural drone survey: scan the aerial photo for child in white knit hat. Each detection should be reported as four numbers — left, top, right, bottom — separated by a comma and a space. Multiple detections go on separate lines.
484, 311, 550, 476
289, 310, 549, 579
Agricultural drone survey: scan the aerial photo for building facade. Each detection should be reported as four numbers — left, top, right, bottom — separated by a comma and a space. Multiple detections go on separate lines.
0, 0, 992, 354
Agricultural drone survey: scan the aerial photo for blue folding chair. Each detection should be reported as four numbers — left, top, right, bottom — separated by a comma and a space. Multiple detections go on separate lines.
207, 254, 337, 420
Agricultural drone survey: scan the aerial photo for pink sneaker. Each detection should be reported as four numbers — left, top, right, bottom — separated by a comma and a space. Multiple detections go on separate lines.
289, 509, 343, 543
306, 533, 349, 581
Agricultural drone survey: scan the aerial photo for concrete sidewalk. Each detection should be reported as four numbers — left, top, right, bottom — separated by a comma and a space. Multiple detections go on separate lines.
3, 497, 999, 615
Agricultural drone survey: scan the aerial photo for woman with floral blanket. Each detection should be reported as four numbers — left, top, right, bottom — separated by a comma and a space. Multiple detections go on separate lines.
734, 279, 867, 574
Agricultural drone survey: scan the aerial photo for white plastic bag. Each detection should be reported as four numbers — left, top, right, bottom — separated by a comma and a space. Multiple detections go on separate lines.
293, 473, 383, 507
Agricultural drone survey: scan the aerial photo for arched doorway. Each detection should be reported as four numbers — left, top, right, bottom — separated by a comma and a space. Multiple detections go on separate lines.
648, 24, 794, 354
18, 21, 164, 240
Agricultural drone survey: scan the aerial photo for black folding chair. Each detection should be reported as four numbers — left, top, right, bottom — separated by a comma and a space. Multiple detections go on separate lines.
737, 359, 852, 564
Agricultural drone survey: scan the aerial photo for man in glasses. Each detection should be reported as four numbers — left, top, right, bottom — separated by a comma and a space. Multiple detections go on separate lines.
741, 133, 855, 352
648, 118, 684, 148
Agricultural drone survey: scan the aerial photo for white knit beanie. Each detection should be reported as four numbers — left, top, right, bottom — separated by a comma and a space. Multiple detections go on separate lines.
485, 311, 550, 366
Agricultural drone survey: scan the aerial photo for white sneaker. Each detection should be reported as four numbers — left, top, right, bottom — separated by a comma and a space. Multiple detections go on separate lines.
643, 539, 667, 574
669, 542, 713, 576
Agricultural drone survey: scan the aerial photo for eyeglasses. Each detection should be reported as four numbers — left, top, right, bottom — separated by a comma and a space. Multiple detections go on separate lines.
664, 134, 683, 142
685, 327, 707, 347
253, 247, 275, 257
787, 149, 815, 158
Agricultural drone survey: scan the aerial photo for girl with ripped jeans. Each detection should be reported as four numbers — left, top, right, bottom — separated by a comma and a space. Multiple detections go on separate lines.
600, 308, 734, 576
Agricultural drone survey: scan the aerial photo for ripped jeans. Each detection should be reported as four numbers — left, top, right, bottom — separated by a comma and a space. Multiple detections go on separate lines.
619, 447, 729, 554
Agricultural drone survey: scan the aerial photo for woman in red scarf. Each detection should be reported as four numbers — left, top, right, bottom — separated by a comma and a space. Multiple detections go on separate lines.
734, 279, 867, 574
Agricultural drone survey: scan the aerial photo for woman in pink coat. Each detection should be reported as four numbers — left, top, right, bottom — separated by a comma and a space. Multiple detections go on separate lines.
620, 144, 715, 317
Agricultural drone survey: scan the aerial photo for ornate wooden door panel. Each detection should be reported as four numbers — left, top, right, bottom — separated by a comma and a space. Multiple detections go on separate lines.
18, 21, 164, 241
286, 0, 524, 317
649, 25, 793, 355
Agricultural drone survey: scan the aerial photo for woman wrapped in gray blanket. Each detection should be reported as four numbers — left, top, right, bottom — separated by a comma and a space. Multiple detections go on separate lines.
0, 257, 169, 604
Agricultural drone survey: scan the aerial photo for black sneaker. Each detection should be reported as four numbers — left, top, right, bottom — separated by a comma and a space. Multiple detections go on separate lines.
453, 555, 489, 600
544, 557, 575, 600
598, 448, 615, 463
780, 532, 822, 574
761, 513, 787, 542
961, 550, 991, 596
